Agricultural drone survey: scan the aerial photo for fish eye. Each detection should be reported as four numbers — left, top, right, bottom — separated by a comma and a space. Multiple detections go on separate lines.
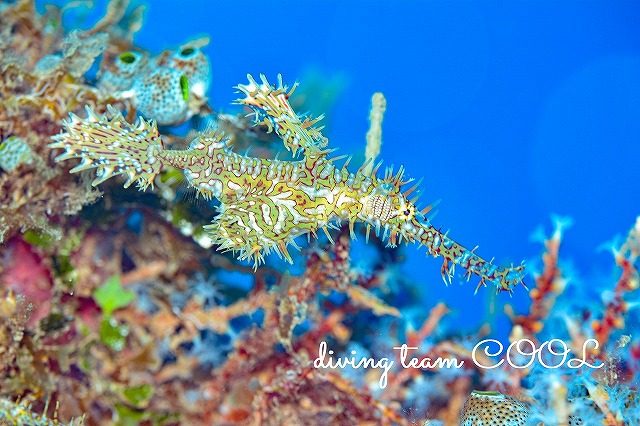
404, 209, 411, 216
118, 51, 137, 64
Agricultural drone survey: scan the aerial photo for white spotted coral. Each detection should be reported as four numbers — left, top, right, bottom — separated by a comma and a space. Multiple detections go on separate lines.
0, 137, 34, 172
459, 390, 530, 425
96, 40, 211, 126
159, 45, 210, 98
132, 67, 190, 125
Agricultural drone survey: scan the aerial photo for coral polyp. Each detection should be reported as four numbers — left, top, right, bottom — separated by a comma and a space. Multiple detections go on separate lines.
50, 74, 525, 292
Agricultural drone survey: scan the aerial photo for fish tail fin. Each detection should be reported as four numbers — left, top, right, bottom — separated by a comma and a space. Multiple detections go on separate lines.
49, 106, 165, 190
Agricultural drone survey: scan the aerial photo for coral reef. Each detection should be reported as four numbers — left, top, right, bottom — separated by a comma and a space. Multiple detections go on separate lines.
1, 1, 638, 425
0, 0, 122, 244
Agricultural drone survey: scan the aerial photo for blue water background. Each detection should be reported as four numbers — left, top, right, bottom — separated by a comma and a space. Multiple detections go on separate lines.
44, 1, 640, 336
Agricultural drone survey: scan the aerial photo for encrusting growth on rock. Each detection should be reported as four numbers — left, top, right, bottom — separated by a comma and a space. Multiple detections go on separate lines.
459, 390, 529, 425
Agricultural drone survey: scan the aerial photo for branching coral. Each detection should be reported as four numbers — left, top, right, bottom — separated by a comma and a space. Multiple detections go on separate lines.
506, 215, 573, 338
592, 217, 640, 349
501, 217, 640, 425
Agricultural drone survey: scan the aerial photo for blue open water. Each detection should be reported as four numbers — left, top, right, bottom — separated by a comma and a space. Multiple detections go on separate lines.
43, 0, 640, 333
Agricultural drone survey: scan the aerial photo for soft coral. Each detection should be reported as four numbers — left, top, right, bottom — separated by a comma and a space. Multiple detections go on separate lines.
0, 239, 53, 324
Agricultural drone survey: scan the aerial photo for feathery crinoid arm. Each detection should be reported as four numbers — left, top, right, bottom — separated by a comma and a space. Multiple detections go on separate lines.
235, 74, 328, 158
49, 106, 166, 190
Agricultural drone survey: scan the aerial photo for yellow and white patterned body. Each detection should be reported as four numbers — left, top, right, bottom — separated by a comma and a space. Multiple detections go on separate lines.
50, 74, 525, 292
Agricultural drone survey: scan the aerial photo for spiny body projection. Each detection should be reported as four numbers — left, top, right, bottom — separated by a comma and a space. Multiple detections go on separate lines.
49, 74, 525, 292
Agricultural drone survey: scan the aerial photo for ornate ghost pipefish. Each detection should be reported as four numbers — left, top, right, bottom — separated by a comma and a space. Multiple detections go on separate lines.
49, 74, 525, 293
